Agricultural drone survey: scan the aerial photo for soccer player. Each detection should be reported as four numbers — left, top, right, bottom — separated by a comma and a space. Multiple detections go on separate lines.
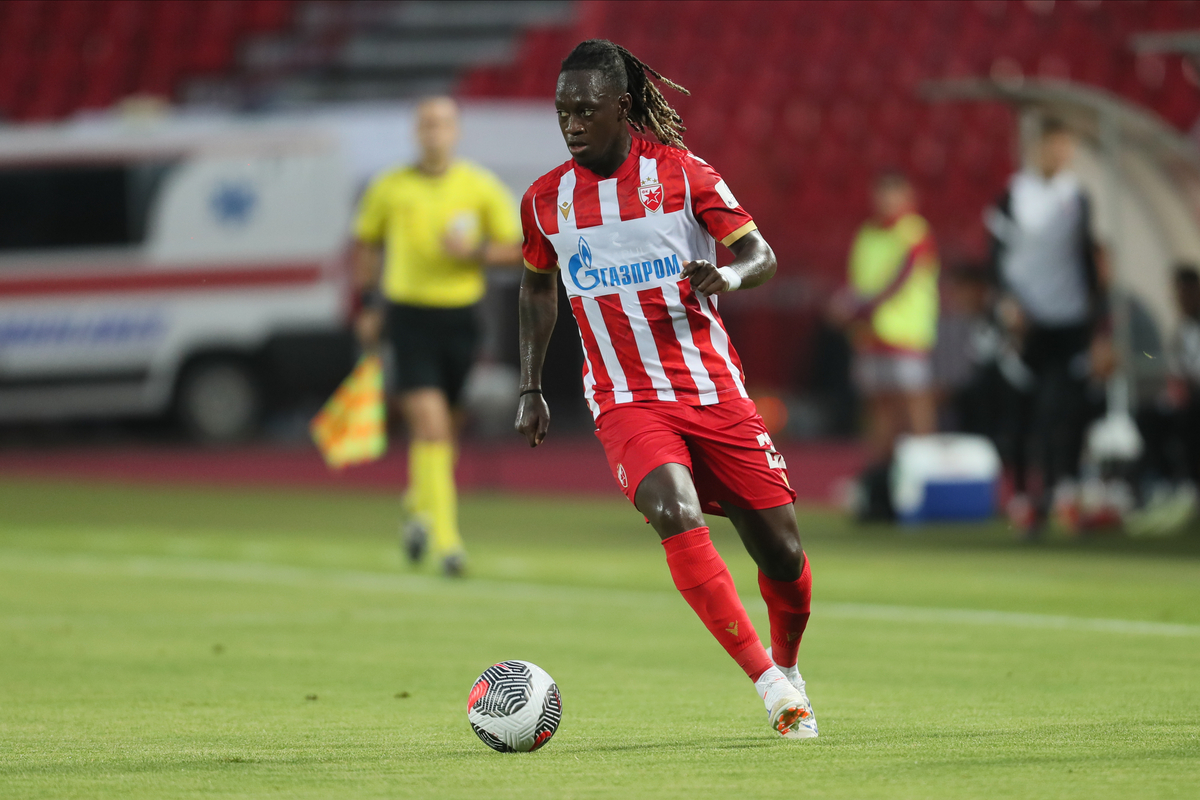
355, 97, 522, 576
514, 40, 817, 738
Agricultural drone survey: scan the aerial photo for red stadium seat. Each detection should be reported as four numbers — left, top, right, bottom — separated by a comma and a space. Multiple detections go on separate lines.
0, 0, 44, 55
0, 0, 296, 116
0, 50, 33, 118
43, 0, 95, 47
10, 0, 1197, 391
243, 0, 291, 32
189, 1, 242, 74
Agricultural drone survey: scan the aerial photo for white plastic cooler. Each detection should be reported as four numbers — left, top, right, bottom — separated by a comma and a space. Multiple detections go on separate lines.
891, 434, 1001, 524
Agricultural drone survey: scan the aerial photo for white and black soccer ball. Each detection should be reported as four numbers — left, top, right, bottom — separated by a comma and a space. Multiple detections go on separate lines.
467, 660, 562, 752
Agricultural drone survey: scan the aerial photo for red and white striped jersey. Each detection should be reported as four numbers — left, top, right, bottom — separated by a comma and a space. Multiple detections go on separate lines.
521, 137, 758, 420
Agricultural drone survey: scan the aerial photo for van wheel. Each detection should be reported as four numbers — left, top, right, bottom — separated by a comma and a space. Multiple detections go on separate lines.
176, 358, 262, 443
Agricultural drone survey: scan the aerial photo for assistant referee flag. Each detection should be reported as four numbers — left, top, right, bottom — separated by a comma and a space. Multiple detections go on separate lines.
310, 355, 388, 469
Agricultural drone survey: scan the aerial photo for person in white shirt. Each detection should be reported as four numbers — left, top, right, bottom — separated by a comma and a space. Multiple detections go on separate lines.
985, 117, 1114, 536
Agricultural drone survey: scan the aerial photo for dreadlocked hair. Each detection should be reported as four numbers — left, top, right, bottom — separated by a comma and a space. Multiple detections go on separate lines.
560, 39, 690, 149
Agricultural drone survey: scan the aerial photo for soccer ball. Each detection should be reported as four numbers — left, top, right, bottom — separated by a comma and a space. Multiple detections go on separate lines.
467, 660, 562, 752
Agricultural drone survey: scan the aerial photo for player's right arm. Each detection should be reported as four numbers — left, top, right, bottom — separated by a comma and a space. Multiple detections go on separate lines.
516, 268, 556, 447
514, 186, 559, 448
351, 241, 385, 347
352, 175, 391, 348
353, 241, 384, 297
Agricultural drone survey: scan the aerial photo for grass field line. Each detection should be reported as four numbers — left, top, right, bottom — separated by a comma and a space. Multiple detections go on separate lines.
3, 547, 1200, 639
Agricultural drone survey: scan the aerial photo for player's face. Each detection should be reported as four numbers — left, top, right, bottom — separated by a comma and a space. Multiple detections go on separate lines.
1039, 131, 1074, 177
555, 70, 631, 171
872, 183, 914, 221
416, 98, 460, 163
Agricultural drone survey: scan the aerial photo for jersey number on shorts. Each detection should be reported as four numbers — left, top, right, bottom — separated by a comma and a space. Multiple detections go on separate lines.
756, 433, 786, 470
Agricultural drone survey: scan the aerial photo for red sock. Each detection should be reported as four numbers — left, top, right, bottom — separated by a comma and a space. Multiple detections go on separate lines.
662, 527, 774, 682
757, 554, 812, 669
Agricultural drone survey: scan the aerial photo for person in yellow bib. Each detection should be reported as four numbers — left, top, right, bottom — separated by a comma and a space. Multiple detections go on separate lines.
354, 96, 522, 576
832, 171, 940, 471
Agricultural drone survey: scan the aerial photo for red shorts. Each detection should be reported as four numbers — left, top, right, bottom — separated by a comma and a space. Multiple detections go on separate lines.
594, 398, 797, 516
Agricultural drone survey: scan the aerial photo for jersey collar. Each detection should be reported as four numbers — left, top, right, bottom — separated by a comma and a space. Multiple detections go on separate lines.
573, 137, 643, 183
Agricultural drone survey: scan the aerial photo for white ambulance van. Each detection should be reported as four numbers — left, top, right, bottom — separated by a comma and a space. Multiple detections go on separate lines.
0, 118, 355, 441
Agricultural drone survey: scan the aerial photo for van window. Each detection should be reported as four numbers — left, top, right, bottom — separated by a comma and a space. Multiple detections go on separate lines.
0, 162, 174, 252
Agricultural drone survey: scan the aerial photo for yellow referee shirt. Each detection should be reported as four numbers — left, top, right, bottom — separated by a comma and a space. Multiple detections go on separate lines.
848, 213, 940, 352
354, 160, 521, 308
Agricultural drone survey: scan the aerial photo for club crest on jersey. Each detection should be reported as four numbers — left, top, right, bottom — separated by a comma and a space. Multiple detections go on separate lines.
638, 182, 663, 212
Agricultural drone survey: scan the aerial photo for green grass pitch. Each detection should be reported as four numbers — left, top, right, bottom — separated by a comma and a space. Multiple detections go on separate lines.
1, 478, 1199, 799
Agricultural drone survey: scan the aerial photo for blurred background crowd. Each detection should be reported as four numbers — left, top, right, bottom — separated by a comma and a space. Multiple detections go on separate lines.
4, 0, 1200, 537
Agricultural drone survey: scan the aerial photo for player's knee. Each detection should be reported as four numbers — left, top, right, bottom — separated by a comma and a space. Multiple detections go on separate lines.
405, 392, 453, 440
780, 537, 805, 573
650, 498, 704, 538
409, 418, 449, 442
762, 536, 803, 581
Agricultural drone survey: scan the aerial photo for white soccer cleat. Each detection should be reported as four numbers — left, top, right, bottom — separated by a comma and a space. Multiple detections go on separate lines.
766, 646, 803, 691
756, 665, 818, 739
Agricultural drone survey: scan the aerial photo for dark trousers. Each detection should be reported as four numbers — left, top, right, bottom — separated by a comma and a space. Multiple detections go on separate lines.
1138, 395, 1200, 487
998, 324, 1092, 500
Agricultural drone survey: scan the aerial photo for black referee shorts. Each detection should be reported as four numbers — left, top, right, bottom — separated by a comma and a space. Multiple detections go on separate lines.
385, 302, 481, 406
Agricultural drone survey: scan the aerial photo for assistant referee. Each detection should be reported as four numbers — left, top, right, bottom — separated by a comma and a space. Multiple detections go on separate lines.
354, 96, 522, 576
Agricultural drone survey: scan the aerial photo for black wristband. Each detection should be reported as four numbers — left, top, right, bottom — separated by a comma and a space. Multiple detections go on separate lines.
357, 288, 384, 310
519, 389, 543, 397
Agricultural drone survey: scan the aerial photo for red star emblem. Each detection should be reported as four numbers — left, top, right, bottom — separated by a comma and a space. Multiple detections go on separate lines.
639, 183, 663, 212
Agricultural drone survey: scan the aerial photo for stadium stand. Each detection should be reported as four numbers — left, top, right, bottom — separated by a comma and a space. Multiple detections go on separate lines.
185, 0, 573, 106
460, 0, 1200, 392
0, 0, 295, 121
7, 0, 1194, 279
3, 0, 1199, 396
463, 0, 1200, 277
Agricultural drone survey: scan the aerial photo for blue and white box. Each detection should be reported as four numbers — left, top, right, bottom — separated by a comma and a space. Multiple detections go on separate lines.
891, 434, 1001, 524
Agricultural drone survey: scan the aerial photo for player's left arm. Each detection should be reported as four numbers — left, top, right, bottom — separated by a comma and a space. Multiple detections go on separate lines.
351, 176, 391, 347
460, 239, 520, 267
445, 171, 523, 267
476, 183, 522, 265
678, 155, 776, 295
681, 230, 776, 296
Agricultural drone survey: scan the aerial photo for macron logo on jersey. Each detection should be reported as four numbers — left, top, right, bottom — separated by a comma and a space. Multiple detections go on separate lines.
567, 236, 683, 293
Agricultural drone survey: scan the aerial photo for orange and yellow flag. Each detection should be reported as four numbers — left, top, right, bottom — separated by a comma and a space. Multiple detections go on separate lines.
310, 355, 387, 469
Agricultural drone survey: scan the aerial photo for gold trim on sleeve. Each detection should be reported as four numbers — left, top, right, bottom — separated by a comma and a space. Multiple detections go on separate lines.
524, 259, 559, 274
720, 221, 758, 247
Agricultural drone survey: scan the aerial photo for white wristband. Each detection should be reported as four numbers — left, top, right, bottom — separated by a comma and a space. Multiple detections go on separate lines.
717, 266, 742, 291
